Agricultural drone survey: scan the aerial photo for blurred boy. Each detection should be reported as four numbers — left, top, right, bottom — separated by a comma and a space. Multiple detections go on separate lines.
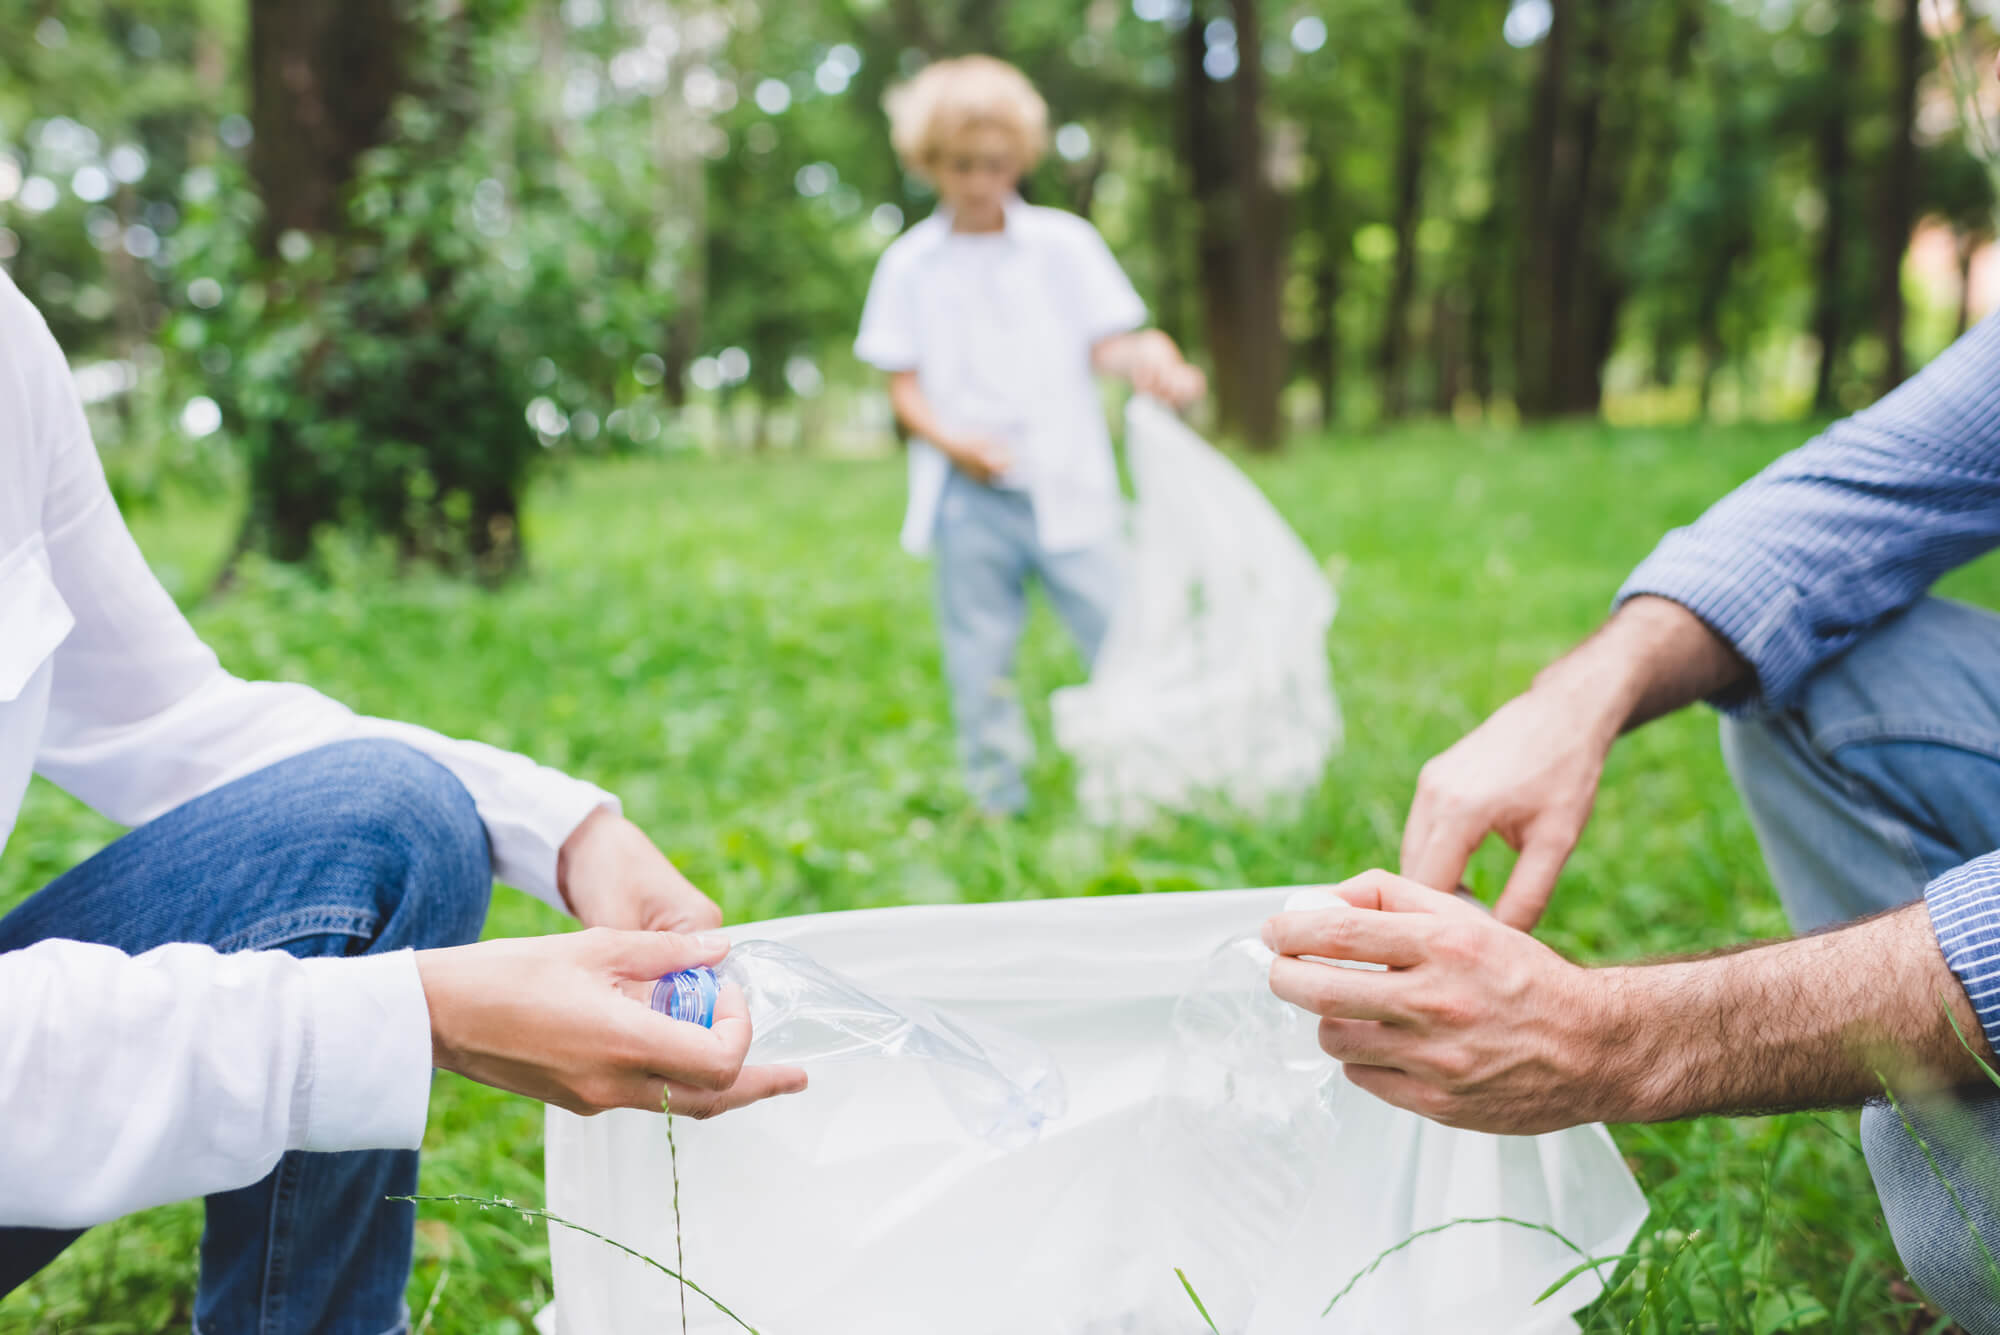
855, 55, 1204, 814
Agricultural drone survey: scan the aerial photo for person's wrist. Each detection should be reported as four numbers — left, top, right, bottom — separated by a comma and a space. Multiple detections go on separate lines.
414, 945, 471, 1077
1526, 653, 1634, 754
1594, 594, 1745, 729
1580, 964, 1673, 1123
1529, 602, 1688, 747
556, 805, 620, 916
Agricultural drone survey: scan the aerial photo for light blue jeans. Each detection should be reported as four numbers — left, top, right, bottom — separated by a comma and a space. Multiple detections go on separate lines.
1723, 596, 2000, 1330
933, 471, 1124, 813
0, 739, 492, 1334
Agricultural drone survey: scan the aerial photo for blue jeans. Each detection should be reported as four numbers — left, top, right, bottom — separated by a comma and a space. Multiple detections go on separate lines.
933, 471, 1124, 813
1723, 597, 2000, 1331
0, 739, 492, 1335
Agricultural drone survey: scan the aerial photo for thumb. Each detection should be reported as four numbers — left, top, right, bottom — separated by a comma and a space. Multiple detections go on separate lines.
586, 928, 732, 980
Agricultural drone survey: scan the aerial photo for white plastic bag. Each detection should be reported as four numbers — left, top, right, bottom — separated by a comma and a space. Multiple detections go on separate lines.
1053, 397, 1340, 826
544, 890, 1647, 1334
714, 938, 1067, 1149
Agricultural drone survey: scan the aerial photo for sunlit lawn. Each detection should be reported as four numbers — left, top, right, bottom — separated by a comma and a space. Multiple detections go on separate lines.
6, 417, 1988, 1332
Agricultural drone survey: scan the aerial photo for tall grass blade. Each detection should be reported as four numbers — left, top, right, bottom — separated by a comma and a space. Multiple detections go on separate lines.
1941, 989, 2000, 1094
1878, 1069, 2000, 1305
1621, 1227, 1700, 1335
392, 1194, 761, 1333
1176, 1268, 1221, 1333
1533, 1251, 1644, 1306
1321, 1214, 1597, 1319
666, 1087, 688, 1335
413, 1254, 448, 1335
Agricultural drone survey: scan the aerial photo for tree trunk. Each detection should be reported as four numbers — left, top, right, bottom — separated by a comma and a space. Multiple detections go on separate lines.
1694, 230, 1747, 418
1810, 0, 1862, 415
247, 0, 407, 251
246, 0, 410, 560
1565, 18, 1637, 416
1377, 0, 1431, 420
1182, 7, 1242, 436
1154, 178, 1190, 353
1516, 0, 1655, 417
1429, 290, 1464, 415
1626, 0, 1702, 401
1876, 0, 1923, 392
656, 31, 709, 411
1228, 0, 1285, 448
958, 0, 1003, 55
1066, 152, 1107, 220
889, 0, 940, 53
1466, 205, 1500, 410
1307, 142, 1343, 428
1547, 0, 1612, 414
1694, 53, 1753, 419
1514, 0, 1570, 418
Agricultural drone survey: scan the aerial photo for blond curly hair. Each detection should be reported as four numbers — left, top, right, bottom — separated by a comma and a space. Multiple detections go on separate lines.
884, 55, 1049, 177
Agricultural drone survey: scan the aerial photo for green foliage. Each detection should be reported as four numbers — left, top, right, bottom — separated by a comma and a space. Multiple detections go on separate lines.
10, 0, 2000, 534
6, 420, 1994, 1331
174, 114, 545, 571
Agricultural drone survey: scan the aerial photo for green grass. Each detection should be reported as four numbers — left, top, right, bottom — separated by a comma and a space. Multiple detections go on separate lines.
5, 418, 1992, 1333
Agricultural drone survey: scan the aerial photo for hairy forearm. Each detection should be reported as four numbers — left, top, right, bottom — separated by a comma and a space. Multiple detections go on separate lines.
1598, 903, 1992, 1122
1534, 595, 1750, 740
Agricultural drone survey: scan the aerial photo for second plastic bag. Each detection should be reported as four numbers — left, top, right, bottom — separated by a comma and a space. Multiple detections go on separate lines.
544, 889, 1647, 1334
1052, 397, 1340, 826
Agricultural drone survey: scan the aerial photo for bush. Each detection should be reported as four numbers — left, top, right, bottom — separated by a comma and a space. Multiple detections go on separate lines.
165, 9, 694, 580
166, 101, 538, 576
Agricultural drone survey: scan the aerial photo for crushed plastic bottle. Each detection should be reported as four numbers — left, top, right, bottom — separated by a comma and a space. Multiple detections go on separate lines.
648, 964, 719, 1028
654, 939, 1066, 1150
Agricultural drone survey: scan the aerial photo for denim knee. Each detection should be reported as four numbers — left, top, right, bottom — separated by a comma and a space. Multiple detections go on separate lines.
1862, 1098, 2000, 1333
287, 739, 492, 950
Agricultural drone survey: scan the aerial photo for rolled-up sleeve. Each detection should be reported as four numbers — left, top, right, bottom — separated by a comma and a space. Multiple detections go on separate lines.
1926, 853, 2000, 1055
1617, 312, 2000, 714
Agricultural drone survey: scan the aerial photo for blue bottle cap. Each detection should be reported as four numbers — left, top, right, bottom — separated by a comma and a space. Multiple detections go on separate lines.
650, 965, 719, 1028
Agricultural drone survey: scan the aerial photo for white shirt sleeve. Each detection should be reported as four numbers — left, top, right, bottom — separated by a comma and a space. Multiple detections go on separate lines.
854, 245, 921, 372
0, 272, 612, 1228
1061, 218, 1147, 344
0, 939, 432, 1228
34, 414, 617, 913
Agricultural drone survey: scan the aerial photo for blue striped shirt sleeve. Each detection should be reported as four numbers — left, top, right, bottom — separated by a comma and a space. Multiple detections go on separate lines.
1926, 852, 2000, 1055
1617, 312, 2000, 714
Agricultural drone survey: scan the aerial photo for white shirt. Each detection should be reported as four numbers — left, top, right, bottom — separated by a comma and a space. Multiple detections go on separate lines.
854, 197, 1146, 555
0, 268, 618, 1228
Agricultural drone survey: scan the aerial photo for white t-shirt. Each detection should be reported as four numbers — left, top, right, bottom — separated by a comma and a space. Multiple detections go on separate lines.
0, 267, 617, 1228
854, 197, 1146, 555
